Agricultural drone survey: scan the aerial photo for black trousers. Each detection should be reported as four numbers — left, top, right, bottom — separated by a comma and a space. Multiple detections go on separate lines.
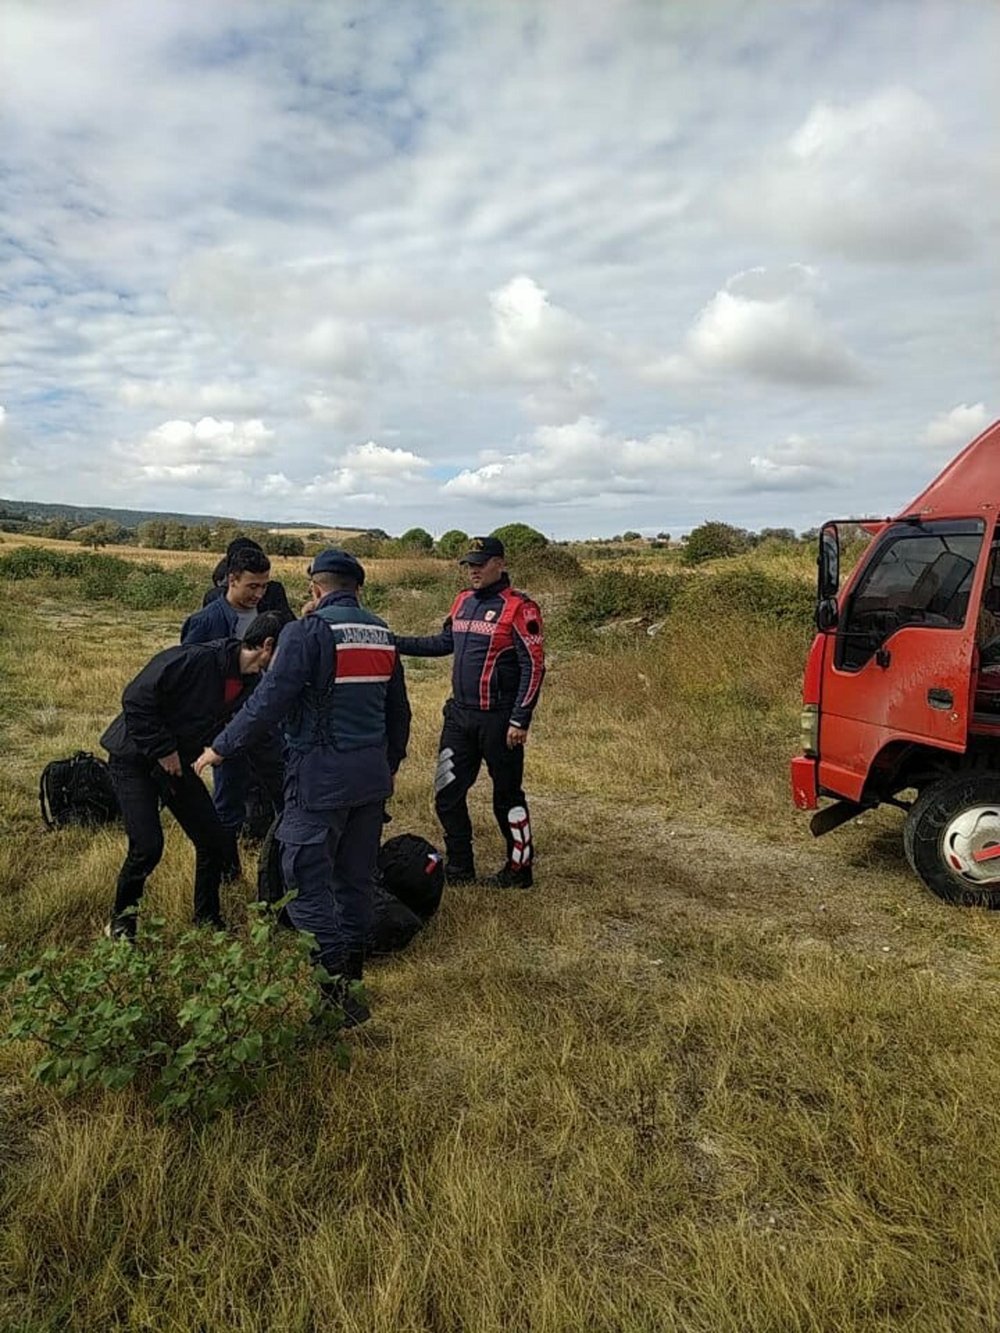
434, 700, 529, 873
108, 755, 230, 922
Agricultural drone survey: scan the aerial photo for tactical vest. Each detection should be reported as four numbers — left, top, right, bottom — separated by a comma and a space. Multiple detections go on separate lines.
284, 603, 397, 753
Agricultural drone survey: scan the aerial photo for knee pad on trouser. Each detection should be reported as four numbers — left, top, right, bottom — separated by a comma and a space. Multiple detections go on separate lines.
508, 806, 532, 869
434, 747, 456, 797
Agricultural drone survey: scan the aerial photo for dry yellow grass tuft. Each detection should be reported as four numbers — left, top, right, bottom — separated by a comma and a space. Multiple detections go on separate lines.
3, 554, 1000, 1329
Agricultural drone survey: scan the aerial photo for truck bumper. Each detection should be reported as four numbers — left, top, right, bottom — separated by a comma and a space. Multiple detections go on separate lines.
791, 756, 819, 810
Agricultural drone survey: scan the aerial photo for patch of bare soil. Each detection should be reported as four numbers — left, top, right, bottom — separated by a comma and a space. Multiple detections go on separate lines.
534, 791, 1000, 987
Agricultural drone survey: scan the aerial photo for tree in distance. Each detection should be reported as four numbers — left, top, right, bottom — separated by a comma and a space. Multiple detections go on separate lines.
682, 521, 753, 566
399, 527, 434, 552
491, 523, 548, 556
436, 529, 469, 559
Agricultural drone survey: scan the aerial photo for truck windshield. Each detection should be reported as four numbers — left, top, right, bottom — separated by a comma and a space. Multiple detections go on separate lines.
836, 520, 985, 672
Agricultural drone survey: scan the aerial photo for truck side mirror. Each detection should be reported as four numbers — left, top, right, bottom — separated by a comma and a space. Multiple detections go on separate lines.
818, 523, 840, 601
816, 597, 839, 631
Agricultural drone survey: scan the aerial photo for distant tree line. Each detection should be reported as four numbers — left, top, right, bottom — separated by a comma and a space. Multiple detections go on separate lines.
0, 503, 833, 566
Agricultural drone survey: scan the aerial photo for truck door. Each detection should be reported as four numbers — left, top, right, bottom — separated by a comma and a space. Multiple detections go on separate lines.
818, 519, 990, 801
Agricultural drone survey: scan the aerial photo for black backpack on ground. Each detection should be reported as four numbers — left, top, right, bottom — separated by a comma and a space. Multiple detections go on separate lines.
40, 751, 120, 830
377, 834, 445, 922
257, 817, 433, 956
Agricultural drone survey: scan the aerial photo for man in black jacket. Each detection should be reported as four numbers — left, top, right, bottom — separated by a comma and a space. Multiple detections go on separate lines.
100, 613, 282, 939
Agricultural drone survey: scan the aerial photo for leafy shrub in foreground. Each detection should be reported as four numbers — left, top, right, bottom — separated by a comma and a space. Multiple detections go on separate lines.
118, 566, 203, 610
0, 546, 87, 579
2, 905, 346, 1118
79, 554, 133, 600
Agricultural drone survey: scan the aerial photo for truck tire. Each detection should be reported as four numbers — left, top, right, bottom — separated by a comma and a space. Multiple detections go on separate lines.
903, 772, 1000, 908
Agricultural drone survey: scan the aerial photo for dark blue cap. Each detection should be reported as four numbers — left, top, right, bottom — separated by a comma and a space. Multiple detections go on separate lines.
460, 536, 505, 565
308, 548, 365, 585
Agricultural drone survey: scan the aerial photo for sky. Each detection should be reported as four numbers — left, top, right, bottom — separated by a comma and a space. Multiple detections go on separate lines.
0, 0, 997, 538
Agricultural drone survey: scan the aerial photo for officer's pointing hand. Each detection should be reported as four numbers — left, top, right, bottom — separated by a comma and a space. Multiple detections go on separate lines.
194, 747, 224, 777
507, 724, 528, 749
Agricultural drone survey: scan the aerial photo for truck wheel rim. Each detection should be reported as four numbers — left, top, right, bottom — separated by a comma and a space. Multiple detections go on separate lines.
941, 806, 1000, 884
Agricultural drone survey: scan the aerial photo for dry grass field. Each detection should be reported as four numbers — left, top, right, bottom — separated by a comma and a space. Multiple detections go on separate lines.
4, 539, 1000, 1330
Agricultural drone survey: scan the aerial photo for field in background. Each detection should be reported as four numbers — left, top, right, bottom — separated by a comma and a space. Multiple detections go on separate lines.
4, 540, 1000, 1330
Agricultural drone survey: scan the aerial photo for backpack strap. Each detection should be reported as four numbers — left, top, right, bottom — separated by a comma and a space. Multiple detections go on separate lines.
39, 766, 54, 829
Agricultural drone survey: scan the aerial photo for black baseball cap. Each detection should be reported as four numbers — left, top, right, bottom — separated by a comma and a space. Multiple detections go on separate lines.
308, 548, 366, 585
460, 536, 505, 565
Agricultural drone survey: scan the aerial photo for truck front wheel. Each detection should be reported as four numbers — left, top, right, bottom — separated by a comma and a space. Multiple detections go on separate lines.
904, 772, 1000, 908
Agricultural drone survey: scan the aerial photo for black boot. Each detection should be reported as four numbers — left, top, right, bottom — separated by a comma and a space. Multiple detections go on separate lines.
320, 951, 371, 1029
445, 861, 476, 885
487, 863, 534, 889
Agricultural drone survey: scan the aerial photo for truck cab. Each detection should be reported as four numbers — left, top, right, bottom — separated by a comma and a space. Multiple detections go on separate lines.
792, 419, 1000, 906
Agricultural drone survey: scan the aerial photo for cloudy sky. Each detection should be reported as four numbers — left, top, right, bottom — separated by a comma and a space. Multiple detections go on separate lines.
1, 0, 996, 538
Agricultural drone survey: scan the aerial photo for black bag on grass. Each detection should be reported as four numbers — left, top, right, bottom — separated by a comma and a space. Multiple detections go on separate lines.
257, 816, 426, 956
377, 834, 445, 922
40, 751, 119, 829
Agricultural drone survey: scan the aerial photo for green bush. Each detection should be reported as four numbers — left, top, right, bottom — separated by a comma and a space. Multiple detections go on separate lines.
391, 563, 459, 593
682, 521, 752, 566
513, 546, 585, 588
119, 567, 203, 610
0, 546, 87, 579
674, 565, 814, 624
362, 581, 390, 614
79, 554, 133, 600
2, 905, 347, 1119
567, 569, 685, 624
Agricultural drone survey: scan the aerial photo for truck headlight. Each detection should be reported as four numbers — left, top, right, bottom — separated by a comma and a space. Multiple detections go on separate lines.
800, 704, 819, 757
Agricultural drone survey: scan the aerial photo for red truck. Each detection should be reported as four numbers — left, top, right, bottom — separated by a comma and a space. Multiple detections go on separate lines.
793, 418, 1000, 907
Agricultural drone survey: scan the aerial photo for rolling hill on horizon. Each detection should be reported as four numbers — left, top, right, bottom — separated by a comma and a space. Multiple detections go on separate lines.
0, 496, 367, 534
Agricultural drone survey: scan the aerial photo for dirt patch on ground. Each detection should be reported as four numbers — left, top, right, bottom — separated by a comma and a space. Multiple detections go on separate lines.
533, 791, 1000, 987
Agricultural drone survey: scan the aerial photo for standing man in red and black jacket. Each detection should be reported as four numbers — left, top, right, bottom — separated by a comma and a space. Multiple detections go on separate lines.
396, 536, 545, 888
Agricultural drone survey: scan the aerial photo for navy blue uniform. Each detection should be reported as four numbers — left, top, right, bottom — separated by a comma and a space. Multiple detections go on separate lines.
396, 574, 545, 878
210, 591, 411, 975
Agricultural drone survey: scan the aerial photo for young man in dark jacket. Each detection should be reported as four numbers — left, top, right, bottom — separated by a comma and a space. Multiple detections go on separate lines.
182, 545, 286, 860
202, 537, 294, 621
196, 551, 410, 1025
101, 613, 282, 939
395, 536, 545, 888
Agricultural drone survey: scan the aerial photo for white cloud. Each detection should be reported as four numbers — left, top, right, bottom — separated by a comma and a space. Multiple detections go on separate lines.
118, 380, 266, 415
674, 266, 864, 386
743, 435, 829, 492
728, 88, 978, 262
444, 416, 707, 505
127, 417, 274, 482
487, 276, 593, 383
0, 3, 995, 534
921, 403, 990, 449
261, 440, 430, 507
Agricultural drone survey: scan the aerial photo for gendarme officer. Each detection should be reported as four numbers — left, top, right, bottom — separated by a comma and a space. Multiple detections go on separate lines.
196, 549, 411, 1026
395, 536, 545, 888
